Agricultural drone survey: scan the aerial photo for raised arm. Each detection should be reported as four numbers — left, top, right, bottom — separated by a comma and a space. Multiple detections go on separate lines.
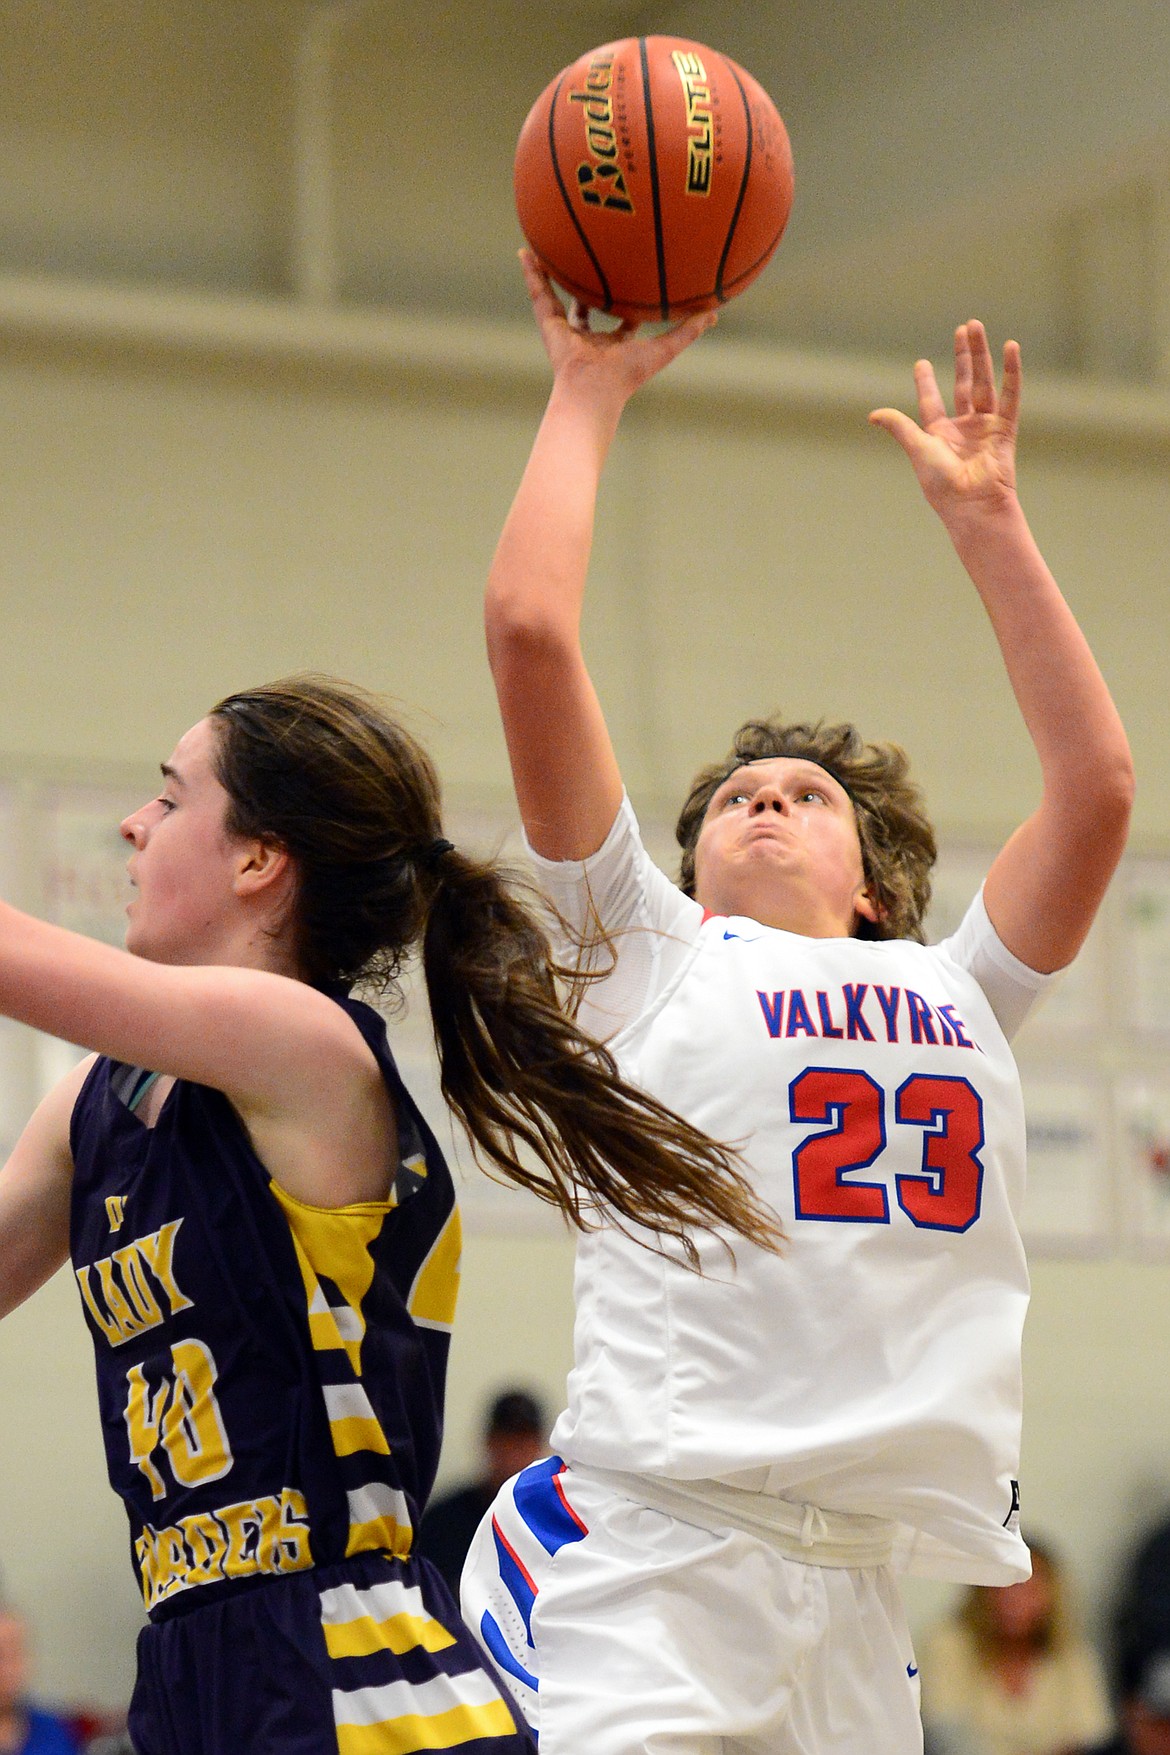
0, 904, 391, 1209
487, 254, 714, 858
870, 322, 1134, 972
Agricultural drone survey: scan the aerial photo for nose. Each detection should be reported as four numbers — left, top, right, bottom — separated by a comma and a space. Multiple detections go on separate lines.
749, 787, 787, 815
120, 808, 148, 848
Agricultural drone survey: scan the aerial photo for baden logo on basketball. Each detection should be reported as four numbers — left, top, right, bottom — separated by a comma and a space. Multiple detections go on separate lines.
515, 35, 793, 320
569, 56, 634, 213
671, 50, 714, 196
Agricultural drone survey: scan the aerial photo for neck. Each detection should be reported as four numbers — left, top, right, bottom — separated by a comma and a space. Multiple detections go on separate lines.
700, 888, 858, 938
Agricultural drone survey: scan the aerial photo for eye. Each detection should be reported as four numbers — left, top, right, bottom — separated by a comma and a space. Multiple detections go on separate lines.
798, 788, 827, 804
721, 790, 750, 809
156, 795, 177, 813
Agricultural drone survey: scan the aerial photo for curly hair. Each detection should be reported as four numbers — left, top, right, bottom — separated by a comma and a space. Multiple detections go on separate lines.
675, 715, 937, 943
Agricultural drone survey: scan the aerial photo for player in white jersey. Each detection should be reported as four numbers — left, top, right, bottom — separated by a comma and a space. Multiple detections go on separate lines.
461, 254, 1133, 1755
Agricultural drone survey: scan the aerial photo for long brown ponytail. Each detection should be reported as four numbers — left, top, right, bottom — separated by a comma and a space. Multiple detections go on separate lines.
212, 675, 780, 1262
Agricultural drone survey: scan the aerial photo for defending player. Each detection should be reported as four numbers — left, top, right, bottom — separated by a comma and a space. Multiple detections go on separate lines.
0, 675, 779, 1754
460, 256, 1134, 1754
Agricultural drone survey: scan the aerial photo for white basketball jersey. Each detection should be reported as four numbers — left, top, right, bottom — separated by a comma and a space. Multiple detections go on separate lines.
534, 798, 1049, 1585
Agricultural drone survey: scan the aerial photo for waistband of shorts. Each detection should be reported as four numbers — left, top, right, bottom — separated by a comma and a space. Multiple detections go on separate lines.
569, 1464, 897, 1568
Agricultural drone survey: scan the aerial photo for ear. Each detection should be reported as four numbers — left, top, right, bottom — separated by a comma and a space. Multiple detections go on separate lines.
853, 882, 884, 928
233, 839, 294, 901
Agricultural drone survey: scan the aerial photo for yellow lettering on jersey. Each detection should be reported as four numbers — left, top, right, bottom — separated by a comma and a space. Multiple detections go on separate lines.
149, 1525, 190, 1606
161, 1339, 232, 1489
135, 1487, 314, 1611
276, 1487, 312, 1571
76, 1220, 194, 1348
96, 1255, 152, 1342
123, 1338, 235, 1501
75, 1266, 129, 1348
105, 1195, 126, 1233
113, 1243, 163, 1329
218, 1498, 268, 1578
177, 1511, 229, 1587
125, 1366, 170, 1500
136, 1221, 194, 1317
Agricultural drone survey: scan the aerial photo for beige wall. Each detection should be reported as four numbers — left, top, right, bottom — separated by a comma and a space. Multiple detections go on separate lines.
1, 326, 1168, 1708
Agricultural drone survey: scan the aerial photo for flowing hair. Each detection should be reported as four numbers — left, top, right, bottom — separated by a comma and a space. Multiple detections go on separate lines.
211, 676, 781, 1263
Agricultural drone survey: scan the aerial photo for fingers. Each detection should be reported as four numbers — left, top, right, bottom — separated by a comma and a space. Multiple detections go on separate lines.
952, 325, 972, 416
519, 248, 567, 323
913, 358, 948, 429
868, 406, 926, 460
999, 338, 1022, 430
950, 320, 1021, 421
656, 308, 718, 363
964, 319, 996, 413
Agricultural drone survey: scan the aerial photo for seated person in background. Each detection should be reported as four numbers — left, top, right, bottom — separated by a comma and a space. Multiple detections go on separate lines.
0, 1606, 80, 1755
921, 1536, 1114, 1755
1080, 1646, 1170, 1755
1115, 1514, 1170, 1694
417, 1389, 547, 1596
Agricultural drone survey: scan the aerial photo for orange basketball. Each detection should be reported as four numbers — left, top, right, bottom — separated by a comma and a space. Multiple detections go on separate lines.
514, 36, 794, 322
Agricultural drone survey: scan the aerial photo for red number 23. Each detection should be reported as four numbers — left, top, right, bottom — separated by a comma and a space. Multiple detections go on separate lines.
790, 1068, 985, 1232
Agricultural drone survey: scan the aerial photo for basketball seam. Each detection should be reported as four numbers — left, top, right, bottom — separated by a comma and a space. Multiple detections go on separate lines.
722, 223, 789, 292
716, 58, 754, 305
639, 38, 669, 321
547, 70, 613, 312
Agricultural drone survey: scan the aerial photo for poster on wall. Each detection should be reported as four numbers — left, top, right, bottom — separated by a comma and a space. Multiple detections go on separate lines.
33, 785, 143, 1102
1115, 1077, 1170, 1254
39, 786, 140, 945
1120, 862, 1170, 1035
1017, 1069, 1114, 1253
927, 845, 1103, 1037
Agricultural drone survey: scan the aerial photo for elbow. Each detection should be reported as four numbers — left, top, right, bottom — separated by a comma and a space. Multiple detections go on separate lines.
485, 597, 576, 678
1090, 745, 1136, 858
1106, 744, 1137, 829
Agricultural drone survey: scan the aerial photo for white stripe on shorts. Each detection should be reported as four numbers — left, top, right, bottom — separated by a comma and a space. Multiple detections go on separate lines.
332, 1666, 503, 1727
323, 1383, 379, 1424
346, 1481, 411, 1530
319, 1578, 429, 1628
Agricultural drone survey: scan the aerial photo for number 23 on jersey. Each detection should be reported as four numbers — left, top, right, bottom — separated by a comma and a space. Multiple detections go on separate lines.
790, 1067, 985, 1230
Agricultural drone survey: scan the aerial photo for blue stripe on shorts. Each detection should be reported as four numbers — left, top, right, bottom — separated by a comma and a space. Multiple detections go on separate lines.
513, 1456, 589, 1558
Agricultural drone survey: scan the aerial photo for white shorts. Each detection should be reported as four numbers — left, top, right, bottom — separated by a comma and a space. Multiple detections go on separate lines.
460, 1457, 923, 1755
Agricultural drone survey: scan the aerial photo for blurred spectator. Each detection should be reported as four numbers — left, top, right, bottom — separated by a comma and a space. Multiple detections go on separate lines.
1081, 1645, 1170, 1755
417, 1387, 547, 1595
0, 1606, 81, 1755
921, 1536, 1114, 1755
1115, 1514, 1170, 1695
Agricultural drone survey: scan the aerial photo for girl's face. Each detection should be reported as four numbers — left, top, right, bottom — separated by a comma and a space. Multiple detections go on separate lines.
693, 757, 879, 937
120, 717, 254, 966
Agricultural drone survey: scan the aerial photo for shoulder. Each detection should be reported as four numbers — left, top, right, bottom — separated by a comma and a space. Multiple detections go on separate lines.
528, 792, 700, 935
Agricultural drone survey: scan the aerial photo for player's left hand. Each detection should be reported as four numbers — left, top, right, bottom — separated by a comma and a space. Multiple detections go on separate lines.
868, 321, 1020, 518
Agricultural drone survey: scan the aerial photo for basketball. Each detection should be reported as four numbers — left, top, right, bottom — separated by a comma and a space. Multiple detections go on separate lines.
514, 36, 794, 323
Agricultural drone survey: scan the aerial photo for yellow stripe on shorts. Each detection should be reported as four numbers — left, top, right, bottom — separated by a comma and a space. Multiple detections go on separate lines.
333, 1672, 516, 1755
335, 1699, 517, 1754
320, 1578, 456, 1659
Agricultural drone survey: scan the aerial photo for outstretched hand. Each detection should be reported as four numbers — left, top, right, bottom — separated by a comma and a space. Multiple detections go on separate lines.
869, 321, 1021, 519
520, 249, 716, 411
